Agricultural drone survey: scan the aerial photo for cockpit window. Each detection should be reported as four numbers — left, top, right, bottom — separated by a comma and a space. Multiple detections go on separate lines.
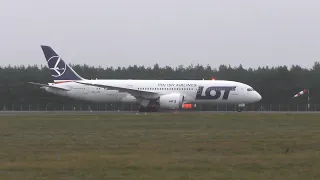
247, 88, 255, 91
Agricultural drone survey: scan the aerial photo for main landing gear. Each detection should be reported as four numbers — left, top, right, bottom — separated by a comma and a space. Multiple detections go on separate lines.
138, 106, 158, 112
236, 103, 245, 112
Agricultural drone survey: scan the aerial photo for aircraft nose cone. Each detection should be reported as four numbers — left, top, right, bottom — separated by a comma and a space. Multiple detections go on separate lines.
255, 92, 262, 101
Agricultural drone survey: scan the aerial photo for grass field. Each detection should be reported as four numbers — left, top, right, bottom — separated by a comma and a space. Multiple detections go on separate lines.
1, 112, 320, 180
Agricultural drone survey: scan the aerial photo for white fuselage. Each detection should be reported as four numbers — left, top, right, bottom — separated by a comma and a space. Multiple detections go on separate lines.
44, 79, 262, 105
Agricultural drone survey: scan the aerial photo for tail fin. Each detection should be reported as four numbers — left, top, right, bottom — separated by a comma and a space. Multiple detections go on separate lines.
41, 45, 85, 83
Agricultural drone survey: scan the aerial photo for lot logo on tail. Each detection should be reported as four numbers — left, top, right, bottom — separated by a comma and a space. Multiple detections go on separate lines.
48, 56, 66, 77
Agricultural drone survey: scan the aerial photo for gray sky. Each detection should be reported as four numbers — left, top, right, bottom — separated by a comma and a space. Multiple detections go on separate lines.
1, 0, 320, 69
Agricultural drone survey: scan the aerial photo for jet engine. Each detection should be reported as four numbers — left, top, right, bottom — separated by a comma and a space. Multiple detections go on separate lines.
159, 93, 184, 109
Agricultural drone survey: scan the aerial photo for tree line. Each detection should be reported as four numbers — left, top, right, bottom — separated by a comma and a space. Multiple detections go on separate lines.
0, 62, 319, 111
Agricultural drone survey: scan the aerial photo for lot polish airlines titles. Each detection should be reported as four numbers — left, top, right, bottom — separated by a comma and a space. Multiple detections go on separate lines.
157, 83, 197, 87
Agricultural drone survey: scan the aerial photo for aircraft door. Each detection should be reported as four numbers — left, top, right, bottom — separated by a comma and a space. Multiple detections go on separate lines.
83, 85, 90, 100
234, 86, 244, 97
241, 87, 246, 96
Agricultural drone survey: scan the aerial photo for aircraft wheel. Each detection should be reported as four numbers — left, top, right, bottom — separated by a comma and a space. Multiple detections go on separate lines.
237, 104, 245, 112
138, 106, 146, 112
149, 106, 158, 112
139, 106, 158, 112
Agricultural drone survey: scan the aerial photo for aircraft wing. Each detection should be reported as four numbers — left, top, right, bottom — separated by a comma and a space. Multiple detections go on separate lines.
28, 82, 71, 91
75, 81, 159, 99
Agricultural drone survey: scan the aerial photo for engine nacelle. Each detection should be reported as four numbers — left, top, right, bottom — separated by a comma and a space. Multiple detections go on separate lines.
159, 93, 184, 109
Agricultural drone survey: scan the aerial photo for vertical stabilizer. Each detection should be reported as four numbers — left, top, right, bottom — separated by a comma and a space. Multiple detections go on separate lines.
41, 45, 84, 82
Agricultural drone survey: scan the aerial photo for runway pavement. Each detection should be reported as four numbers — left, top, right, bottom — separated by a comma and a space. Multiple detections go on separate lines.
0, 110, 320, 116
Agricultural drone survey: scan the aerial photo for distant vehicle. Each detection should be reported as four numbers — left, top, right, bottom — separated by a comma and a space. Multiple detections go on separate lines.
29, 45, 262, 112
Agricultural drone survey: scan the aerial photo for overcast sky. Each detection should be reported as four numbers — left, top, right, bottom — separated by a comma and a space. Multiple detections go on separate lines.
0, 0, 319, 69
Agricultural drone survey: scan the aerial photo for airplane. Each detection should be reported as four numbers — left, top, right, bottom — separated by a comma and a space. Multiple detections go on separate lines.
29, 45, 262, 112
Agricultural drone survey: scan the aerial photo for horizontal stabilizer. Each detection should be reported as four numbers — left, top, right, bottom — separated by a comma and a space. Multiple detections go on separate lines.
28, 82, 70, 91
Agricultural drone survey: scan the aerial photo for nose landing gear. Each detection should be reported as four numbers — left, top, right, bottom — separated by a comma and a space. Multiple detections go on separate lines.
237, 103, 245, 112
